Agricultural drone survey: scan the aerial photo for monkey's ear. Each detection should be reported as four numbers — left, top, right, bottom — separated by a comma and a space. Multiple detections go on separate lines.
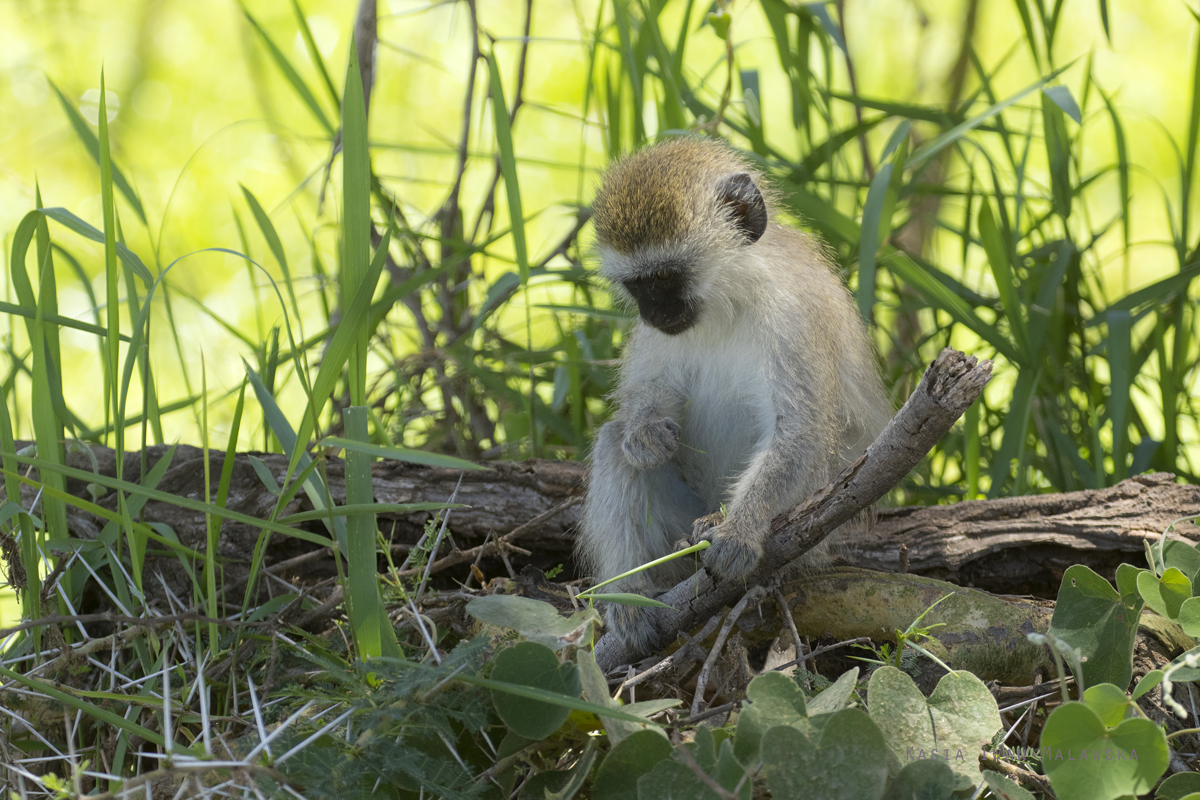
717, 173, 768, 244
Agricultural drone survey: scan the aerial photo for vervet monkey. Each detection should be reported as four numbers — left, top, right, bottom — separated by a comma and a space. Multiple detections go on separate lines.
577, 137, 891, 651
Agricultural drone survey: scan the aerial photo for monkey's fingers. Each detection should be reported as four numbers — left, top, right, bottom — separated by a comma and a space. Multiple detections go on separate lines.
690, 510, 726, 543
701, 529, 762, 582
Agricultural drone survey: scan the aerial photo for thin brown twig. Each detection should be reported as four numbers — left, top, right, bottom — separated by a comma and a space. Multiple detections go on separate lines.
394, 496, 581, 579
691, 587, 764, 717
616, 612, 723, 694
0, 611, 267, 640
771, 588, 807, 676
766, 636, 873, 675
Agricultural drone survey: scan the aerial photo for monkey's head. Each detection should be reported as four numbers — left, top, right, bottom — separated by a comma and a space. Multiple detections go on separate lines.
591, 137, 770, 335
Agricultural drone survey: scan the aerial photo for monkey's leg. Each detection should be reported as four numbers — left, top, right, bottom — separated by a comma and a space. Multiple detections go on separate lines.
580, 420, 704, 651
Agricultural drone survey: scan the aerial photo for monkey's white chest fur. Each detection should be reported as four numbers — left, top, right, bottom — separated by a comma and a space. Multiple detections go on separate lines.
646, 320, 774, 510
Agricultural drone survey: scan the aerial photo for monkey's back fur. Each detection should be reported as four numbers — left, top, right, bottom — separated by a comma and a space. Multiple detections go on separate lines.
579, 137, 891, 653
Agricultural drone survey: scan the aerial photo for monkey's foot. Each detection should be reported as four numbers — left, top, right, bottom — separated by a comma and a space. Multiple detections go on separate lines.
698, 522, 763, 582
621, 416, 681, 469
605, 602, 662, 653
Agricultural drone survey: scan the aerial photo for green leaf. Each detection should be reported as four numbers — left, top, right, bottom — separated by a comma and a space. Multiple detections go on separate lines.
976, 199, 1028, 361
577, 649, 669, 744
38, 207, 152, 285
1159, 773, 1200, 800
806, 667, 860, 716
466, 595, 601, 651
1082, 683, 1133, 728
1177, 596, 1200, 637
982, 769, 1037, 800
886, 759, 957, 800
342, 40, 372, 407
487, 642, 581, 739
867, 666, 1001, 784
241, 5, 335, 134
857, 162, 893, 324
1130, 670, 1163, 701
320, 437, 488, 471
1047, 564, 1143, 691
907, 66, 1068, 169
487, 54, 529, 285
585, 593, 673, 608
1043, 85, 1083, 124
1162, 540, 1200, 586
240, 186, 303, 329
761, 709, 889, 800
1040, 702, 1168, 800
1041, 90, 1073, 219
48, 79, 147, 224
733, 670, 819, 766
593, 730, 673, 800
1136, 567, 1191, 620
343, 406, 398, 659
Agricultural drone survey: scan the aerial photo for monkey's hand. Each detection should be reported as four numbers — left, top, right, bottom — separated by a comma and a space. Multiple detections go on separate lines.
694, 513, 764, 582
621, 415, 681, 470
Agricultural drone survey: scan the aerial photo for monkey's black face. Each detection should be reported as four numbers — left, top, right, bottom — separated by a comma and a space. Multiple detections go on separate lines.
623, 266, 698, 335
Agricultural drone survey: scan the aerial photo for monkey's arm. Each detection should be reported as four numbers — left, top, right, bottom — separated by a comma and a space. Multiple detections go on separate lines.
697, 390, 821, 580
615, 359, 688, 470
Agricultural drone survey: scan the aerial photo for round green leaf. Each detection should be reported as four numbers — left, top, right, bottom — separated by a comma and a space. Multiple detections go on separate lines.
490, 641, 581, 739
1049, 564, 1142, 690
1177, 596, 1200, 637
885, 758, 957, 800
867, 666, 1001, 784
1159, 772, 1200, 799
467, 594, 600, 651
1162, 540, 1200, 586
594, 730, 674, 800
761, 708, 889, 800
1082, 683, 1133, 728
1137, 567, 1191, 619
733, 670, 813, 765
1040, 701, 1168, 800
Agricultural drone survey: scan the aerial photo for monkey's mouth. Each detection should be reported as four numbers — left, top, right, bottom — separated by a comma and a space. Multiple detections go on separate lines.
623, 269, 698, 335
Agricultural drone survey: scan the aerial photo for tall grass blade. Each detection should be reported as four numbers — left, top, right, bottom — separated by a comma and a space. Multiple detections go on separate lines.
48, 80, 147, 225
1040, 91, 1073, 219
321, 437, 486, 470
28, 189, 69, 607
1099, 87, 1131, 259
907, 67, 1066, 169
1106, 309, 1131, 481
342, 41, 372, 408
488, 50, 537, 457
241, 5, 335, 135
856, 163, 892, 324
976, 199, 1030, 361
291, 0, 340, 107
241, 186, 304, 330
343, 406, 400, 659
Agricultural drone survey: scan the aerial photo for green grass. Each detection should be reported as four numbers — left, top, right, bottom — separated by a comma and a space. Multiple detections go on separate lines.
1, 0, 1199, 797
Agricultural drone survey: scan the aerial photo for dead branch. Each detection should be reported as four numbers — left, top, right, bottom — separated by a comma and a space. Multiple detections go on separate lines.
594, 348, 994, 671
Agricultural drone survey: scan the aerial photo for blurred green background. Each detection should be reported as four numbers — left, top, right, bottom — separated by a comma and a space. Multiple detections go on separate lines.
3, 0, 1200, 627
